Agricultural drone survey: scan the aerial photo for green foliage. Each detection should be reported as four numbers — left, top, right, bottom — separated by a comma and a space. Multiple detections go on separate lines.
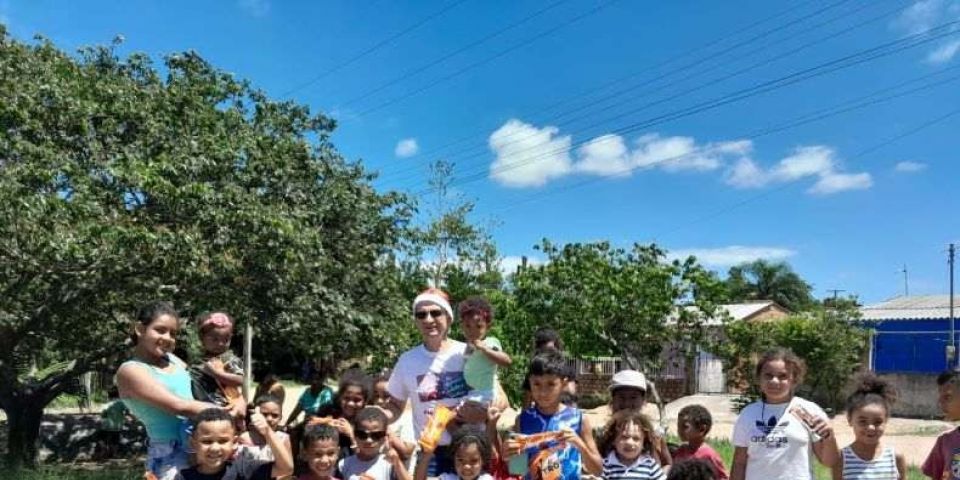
503, 240, 727, 377
0, 31, 412, 465
724, 260, 815, 312
714, 303, 869, 412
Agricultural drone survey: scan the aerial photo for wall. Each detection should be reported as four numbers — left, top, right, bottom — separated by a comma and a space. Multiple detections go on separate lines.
576, 372, 687, 403
877, 372, 941, 418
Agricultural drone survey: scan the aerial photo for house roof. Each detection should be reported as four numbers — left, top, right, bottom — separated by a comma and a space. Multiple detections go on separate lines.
859, 295, 960, 321
690, 301, 787, 326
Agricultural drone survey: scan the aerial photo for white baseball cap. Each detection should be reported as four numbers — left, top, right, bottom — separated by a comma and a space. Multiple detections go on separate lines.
609, 370, 647, 392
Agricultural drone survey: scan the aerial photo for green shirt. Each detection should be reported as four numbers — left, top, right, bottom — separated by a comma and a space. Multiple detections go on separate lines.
464, 337, 502, 392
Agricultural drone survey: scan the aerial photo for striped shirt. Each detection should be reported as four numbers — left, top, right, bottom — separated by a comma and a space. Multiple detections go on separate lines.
602, 452, 665, 480
840, 446, 898, 480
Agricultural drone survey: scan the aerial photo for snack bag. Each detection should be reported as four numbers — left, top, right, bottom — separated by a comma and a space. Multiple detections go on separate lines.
788, 404, 824, 442
418, 404, 457, 452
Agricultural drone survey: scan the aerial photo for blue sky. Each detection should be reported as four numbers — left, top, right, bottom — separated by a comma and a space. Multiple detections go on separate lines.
4, 0, 959, 304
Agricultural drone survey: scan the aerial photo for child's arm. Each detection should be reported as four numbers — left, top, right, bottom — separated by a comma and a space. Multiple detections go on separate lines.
487, 407, 504, 461
413, 449, 433, 480
567, 414, 602, 475
831, 452, 844, 480
387, 431, 415, 461
730, 447, 748, 480
284, 400, 304, 428
809, 417, 840, 468
388, 447, 412, 480
204, 359, 245, 387
895, 452, 906, 480
250, 408, 294, 478
472, 340, 512, 367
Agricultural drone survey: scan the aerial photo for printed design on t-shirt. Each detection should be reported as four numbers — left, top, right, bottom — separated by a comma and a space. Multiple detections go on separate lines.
950, 448, 960, 479
416, 371, 469, 402
752, 414, 791, 449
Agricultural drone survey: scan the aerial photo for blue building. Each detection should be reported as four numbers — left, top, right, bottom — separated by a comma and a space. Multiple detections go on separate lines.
860, 295, 959, 374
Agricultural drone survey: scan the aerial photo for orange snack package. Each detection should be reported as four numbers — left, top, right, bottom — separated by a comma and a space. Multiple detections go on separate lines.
418, 404, 457, 452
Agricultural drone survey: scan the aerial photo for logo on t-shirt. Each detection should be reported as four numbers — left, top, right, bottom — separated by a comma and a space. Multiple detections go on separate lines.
416, 371, 469, 402
752, 414, 791, 448
950, 449, 960, 479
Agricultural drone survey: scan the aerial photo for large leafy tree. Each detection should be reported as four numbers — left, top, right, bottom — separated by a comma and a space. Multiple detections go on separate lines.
0, 29, 411, 467
505, 241, 726, 382
725, 260, 815, 312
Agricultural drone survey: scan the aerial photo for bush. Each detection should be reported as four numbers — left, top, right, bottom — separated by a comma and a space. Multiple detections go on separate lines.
715, 305, 868, 412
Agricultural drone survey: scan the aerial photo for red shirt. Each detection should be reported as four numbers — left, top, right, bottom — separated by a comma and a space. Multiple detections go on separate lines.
674, 443, 729, 480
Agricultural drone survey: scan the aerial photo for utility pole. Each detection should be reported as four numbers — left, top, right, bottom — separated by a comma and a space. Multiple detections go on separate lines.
901, 264, 909, 297
950, 244, 956, 369
827, 289, 846, 301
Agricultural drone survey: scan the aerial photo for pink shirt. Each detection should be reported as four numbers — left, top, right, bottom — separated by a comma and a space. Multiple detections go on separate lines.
923, 427, 960, 480
674, 443, 729, 480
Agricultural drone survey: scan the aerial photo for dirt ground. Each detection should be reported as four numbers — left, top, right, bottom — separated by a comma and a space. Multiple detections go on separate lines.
282, 387, 952, 468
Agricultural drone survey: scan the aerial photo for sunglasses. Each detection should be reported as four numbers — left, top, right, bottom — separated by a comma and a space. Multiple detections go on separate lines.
414, 310, 444, 320
355, 430, 387, 441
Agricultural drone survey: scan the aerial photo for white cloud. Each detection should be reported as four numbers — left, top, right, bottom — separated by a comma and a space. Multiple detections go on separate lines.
895, 161, 928, 172
489, 119, 573, 188
575, 134, 632, 176
927, 39, 960, 63
809, 172, 873, 195
668, 246, 797, 268
724, 145, 872, 195
893, 1, 960, 64
238, 0, 270, 16
499, 255, 543, 276
770, 146, 835, 182
394, 138, 419, 158
726, 158, 768, 188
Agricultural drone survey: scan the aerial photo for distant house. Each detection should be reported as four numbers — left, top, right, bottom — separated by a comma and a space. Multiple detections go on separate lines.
574, 301, 790, 401
859, 295, 959, 417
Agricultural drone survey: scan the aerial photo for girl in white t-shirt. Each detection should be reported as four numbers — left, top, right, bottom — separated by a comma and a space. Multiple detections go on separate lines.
730, 348, 839, 480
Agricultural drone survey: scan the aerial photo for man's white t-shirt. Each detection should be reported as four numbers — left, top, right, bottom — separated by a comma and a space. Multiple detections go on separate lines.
732, 396, 827, 480
387, 340, 469, 446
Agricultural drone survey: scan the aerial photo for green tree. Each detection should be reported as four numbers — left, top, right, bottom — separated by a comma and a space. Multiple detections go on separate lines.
403, 159, 501, 300
725, 260, 815, 312
0, 30, 411, 467
506, 240, 726, 379
715, 302, 868, 412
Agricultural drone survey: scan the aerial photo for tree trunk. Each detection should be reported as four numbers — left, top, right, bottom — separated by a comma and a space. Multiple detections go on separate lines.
4, 392, 46, 469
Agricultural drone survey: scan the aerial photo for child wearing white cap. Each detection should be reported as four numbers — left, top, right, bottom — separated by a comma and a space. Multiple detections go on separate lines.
609, 370, 673, 469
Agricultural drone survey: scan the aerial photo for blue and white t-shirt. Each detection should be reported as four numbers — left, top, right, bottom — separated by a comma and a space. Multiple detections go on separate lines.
601, 452, 665, 480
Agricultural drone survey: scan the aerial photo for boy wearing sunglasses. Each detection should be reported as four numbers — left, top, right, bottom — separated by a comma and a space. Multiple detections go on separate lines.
338, 407, 411, 480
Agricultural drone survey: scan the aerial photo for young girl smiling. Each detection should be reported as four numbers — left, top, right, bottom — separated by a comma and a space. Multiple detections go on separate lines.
731, 348, 839, 480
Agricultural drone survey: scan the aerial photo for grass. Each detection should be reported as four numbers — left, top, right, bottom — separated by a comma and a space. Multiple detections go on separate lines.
0, 465, 139, 480
708, 437, 926, 480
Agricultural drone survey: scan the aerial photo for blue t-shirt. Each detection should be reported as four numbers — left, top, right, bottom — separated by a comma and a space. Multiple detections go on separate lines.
518, 406, 583, 480
298, 386, 334, 415
119, 353, 193, 444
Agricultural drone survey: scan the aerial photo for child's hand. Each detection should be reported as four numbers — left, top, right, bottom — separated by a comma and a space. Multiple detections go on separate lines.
503, 435, 523, 457
250, 407, 272, 437
487, 406, 502, 425
559, 428, 585, 450
807, 415, 833, 439
331, 418, 354, 439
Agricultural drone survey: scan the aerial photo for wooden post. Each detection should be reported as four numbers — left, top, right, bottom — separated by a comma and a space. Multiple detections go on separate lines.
243, 319, 253, 401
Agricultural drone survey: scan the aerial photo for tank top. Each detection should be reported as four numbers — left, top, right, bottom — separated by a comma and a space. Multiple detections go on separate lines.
517, 406, 583, 480
840, 445, 898, 480
119, 353, 194, 443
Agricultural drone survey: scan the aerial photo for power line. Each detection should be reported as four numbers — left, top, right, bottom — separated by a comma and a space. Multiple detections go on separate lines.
380, 0, 905, 188
377, 0, 845, 181
653, 106, 960, 238
353, 0, 623, 117
417, 20, 960, 195
338, 0, 574, 109
280, 0, 470, 98
479, 67, 960, 216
